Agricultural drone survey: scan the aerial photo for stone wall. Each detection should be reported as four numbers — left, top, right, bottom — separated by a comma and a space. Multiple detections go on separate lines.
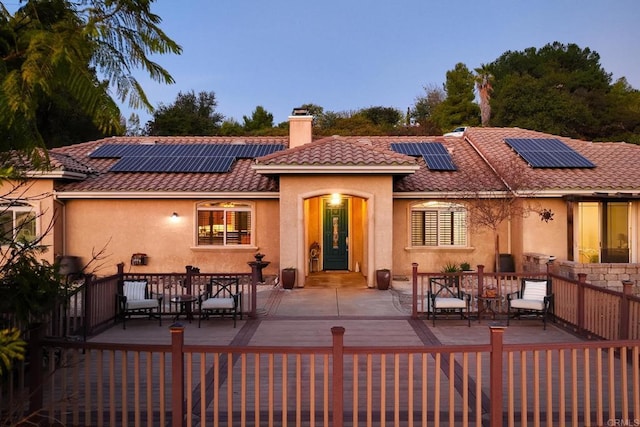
523, 252, 640, 295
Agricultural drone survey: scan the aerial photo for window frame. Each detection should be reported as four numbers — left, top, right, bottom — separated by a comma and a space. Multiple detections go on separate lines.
195, 201, 254, 247
0, 201, 38, 245
410, 201, 468, 247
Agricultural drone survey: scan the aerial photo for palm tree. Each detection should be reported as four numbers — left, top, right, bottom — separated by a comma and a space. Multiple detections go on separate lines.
474, 64, 494, 127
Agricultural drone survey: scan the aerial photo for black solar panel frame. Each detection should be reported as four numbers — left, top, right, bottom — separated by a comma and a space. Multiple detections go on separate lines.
390, 142, 456, 171
94, 143, 285, 173
504, 138, 595, 168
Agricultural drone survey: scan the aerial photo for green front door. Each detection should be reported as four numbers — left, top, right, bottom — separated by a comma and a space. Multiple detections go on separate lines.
323, 199, 348, 270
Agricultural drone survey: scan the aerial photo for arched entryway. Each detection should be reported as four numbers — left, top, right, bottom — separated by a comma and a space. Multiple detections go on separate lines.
301, 190, 372, 286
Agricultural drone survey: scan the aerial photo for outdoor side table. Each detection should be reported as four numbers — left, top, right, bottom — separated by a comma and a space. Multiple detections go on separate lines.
476, 295, 502, 322
171, 295, 197, 322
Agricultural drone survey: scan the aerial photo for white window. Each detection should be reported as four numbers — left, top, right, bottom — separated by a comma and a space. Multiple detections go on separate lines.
196, 202, 253, 246
411, 201, 467, 246
0, 202, 37, 245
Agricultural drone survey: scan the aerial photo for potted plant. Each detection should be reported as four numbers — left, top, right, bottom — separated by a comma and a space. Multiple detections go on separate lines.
441, 261, 460, 286
376, 268, 391, 290
281, 267, 296, 289
460, 262, 472, 271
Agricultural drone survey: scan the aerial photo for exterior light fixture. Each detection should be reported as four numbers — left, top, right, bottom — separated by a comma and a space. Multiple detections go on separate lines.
330, 193, 341, 206
171, 212, 179, 221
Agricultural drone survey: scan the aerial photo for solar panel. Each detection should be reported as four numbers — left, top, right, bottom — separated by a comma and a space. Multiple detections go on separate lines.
90, 143, 285, 173
110, 156, 236, 173
390, 142, 456, 171
504, 138, 595, 168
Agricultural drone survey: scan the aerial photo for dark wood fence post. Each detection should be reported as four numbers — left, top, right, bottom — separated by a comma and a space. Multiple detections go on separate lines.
185, 266, 193, 296
577, 273, 587, 334
83, 273, 93, 339
331, 326, 345, 427
620, 280, 633, 340
28, 322, 45, 420
412, 263, 418, 319
477, 265, 485, 298
171, 324, 185, 427
250, 263, 259, 318
489, 325, 505, 427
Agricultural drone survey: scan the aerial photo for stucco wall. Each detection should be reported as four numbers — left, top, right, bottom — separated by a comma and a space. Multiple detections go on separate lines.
61, 198, 280, 276
392, 199, 498, 276
279, 175, 393, 287
520, 198, 568, 260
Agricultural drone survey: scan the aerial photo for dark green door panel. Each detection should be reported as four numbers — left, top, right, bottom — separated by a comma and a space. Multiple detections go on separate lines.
323, 200, 348, 270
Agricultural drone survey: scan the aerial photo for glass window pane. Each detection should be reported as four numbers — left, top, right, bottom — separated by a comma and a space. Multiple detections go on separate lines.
603, 202, 629, 263
0, 211, 13, 244
411, 203, 467, 247
15, 211, 36, 243
197, 205, 252, 246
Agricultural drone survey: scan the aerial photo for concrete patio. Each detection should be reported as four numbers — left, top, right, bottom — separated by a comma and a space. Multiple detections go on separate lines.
90, 271, 584, 347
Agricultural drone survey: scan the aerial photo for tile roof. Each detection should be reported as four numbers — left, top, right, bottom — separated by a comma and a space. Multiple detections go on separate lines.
51, 136, 287, 193
256, 136, 417, 167
45, 129, 640, 196
465, 127, 640, 192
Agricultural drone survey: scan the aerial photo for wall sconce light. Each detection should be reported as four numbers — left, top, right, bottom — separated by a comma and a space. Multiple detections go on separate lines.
171, 212, 179, 221
330, 193, 341, 206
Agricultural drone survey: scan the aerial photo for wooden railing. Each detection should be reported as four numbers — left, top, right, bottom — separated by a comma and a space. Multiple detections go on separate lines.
411, 263, 640, 341
40, 264, 258, 340
411, 263, 546, 320
6, 326, 638, 427
551, 273, 640, 341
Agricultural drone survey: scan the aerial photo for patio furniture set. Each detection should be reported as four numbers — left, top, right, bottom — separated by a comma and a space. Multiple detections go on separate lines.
426, 277, 554, 329
116, 277, 242, 329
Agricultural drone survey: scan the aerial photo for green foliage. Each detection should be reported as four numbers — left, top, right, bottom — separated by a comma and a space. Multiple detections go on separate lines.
0, 0, 181, 156
411, 84, 445, 135
359, 106, 403, 129
431, 63, 480, 131
0, 328, 26, 376
218, 119, 245, 136
243, 106, 274, 133
441, 261, 460, 273
460, 262, 472, 271
146, 90, 224, 136
487, 42, 640, 141
0, 243, 64, 326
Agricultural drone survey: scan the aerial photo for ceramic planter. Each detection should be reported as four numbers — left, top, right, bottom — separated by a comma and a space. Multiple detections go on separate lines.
376, 269, 391, 290
281, 268, 296, 289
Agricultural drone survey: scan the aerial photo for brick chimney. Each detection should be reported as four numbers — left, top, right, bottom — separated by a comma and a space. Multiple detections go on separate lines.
288, 107, 313, 148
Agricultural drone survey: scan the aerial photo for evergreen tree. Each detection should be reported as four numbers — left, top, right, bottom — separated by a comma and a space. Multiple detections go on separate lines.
431, 63, 480, 132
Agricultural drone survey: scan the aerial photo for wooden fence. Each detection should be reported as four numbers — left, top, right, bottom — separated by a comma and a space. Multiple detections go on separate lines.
3, 263, 640, 426
4, 326, 639, 427
35, 264, 258, 340
411, 264, 640, 341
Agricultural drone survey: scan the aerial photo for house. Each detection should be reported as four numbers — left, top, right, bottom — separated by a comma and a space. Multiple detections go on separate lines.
4, 110, 640, 288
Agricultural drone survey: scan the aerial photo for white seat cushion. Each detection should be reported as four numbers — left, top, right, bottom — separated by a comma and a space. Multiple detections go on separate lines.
126, 299, 158, 310
523, 281, 547, 301
201, 297, 235, 310
510, 299, 545, 311
434, 297, 467, 309
124, 280, 148, 301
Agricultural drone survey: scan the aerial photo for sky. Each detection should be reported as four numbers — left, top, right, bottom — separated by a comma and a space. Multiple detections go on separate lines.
8, 0, 640, 126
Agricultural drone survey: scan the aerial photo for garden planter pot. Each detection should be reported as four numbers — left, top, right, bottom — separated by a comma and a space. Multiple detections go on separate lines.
281, 268, 296, 289
376, 269, 391, 290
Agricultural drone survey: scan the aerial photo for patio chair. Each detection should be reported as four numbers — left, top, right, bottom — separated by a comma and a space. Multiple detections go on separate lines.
116, 279, 163, 329
198, 277, 241, 328
427, 277, 471, 327
507, 278, 553, 330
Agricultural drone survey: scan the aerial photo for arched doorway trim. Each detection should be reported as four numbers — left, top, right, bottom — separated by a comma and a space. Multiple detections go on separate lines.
297, 188, 375, 287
